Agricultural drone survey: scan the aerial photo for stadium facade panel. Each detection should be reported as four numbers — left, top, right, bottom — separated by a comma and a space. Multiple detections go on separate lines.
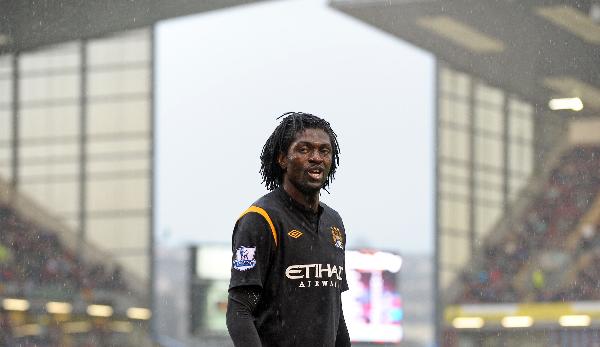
0, 28, 154, 311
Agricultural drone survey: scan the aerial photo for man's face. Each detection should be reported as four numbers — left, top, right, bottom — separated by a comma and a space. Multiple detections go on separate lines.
279, 128, 333, 195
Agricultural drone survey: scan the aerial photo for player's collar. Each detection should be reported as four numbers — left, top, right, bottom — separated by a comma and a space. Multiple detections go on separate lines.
276, 187, 324, 217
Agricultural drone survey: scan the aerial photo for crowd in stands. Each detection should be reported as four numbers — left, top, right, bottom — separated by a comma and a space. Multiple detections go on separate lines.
0, 205, 126, 295
0, 204, 129, 346
458, 146, 600, 303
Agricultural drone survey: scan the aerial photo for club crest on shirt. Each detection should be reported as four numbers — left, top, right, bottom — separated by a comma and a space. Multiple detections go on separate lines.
233, 246, 257, 271
330, 226, 344, 250
288, 229, 303, 239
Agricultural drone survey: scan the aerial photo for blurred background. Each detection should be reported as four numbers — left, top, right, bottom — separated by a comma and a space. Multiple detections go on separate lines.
0, 0, 599, 346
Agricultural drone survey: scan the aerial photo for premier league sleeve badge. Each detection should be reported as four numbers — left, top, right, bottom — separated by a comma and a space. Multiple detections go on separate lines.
233, 246, 257, 271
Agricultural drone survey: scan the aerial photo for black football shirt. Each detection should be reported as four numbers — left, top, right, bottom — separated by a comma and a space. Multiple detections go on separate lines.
229, 187, 348, 347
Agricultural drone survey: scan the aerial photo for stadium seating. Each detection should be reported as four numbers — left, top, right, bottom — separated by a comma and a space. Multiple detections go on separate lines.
0, 205, 127, 295
0, 204, 135, 346
457, 146, 600, 303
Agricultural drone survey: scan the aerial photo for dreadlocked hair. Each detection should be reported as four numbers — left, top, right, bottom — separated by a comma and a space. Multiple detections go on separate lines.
260, 112, 340, 191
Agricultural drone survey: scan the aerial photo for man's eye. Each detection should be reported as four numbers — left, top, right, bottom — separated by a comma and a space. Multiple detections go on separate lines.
298, 147, 309, 153
320, 148, 331, 154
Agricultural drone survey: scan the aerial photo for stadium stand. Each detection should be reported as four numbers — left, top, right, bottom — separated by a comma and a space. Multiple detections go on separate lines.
0, 204, 127, 296
457, 145, 600, 303
0, 179, 154, 346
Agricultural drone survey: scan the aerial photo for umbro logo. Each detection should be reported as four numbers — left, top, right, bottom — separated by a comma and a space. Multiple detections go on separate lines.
288, 229, 303, 239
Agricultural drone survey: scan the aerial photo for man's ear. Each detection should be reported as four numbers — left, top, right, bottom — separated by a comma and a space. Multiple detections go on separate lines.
277, 152, 287, 170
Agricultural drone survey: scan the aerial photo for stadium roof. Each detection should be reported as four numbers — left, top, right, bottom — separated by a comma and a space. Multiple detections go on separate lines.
330, 0, 600, 117
0, 0, 267, 53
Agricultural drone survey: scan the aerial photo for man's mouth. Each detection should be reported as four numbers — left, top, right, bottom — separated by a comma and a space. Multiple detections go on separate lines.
307, 168, 324, 181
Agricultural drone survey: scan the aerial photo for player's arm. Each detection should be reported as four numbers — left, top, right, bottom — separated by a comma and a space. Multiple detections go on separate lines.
227, 211, 275, 347
226, 285, 262, 347
335, 305, 351, 346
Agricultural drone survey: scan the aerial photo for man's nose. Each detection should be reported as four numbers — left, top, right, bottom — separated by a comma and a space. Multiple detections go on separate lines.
309, 150, 324, 162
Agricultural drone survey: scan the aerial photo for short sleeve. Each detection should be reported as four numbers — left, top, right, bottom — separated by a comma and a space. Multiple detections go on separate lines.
229, 212, 275, 290
341, 252, 349, 292
339, 217, 349, 293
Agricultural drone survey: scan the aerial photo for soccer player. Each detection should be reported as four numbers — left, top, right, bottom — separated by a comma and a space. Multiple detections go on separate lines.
227, 112, 351, 347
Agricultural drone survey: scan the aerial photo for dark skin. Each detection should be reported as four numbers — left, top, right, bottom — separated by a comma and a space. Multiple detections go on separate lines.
277, 128, 333, 212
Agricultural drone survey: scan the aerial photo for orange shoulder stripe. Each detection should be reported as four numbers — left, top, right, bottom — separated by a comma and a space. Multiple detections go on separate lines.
238, 205, 278, 246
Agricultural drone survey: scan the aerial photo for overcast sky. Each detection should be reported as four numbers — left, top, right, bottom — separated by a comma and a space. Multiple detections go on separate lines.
155, 0, 435, 255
